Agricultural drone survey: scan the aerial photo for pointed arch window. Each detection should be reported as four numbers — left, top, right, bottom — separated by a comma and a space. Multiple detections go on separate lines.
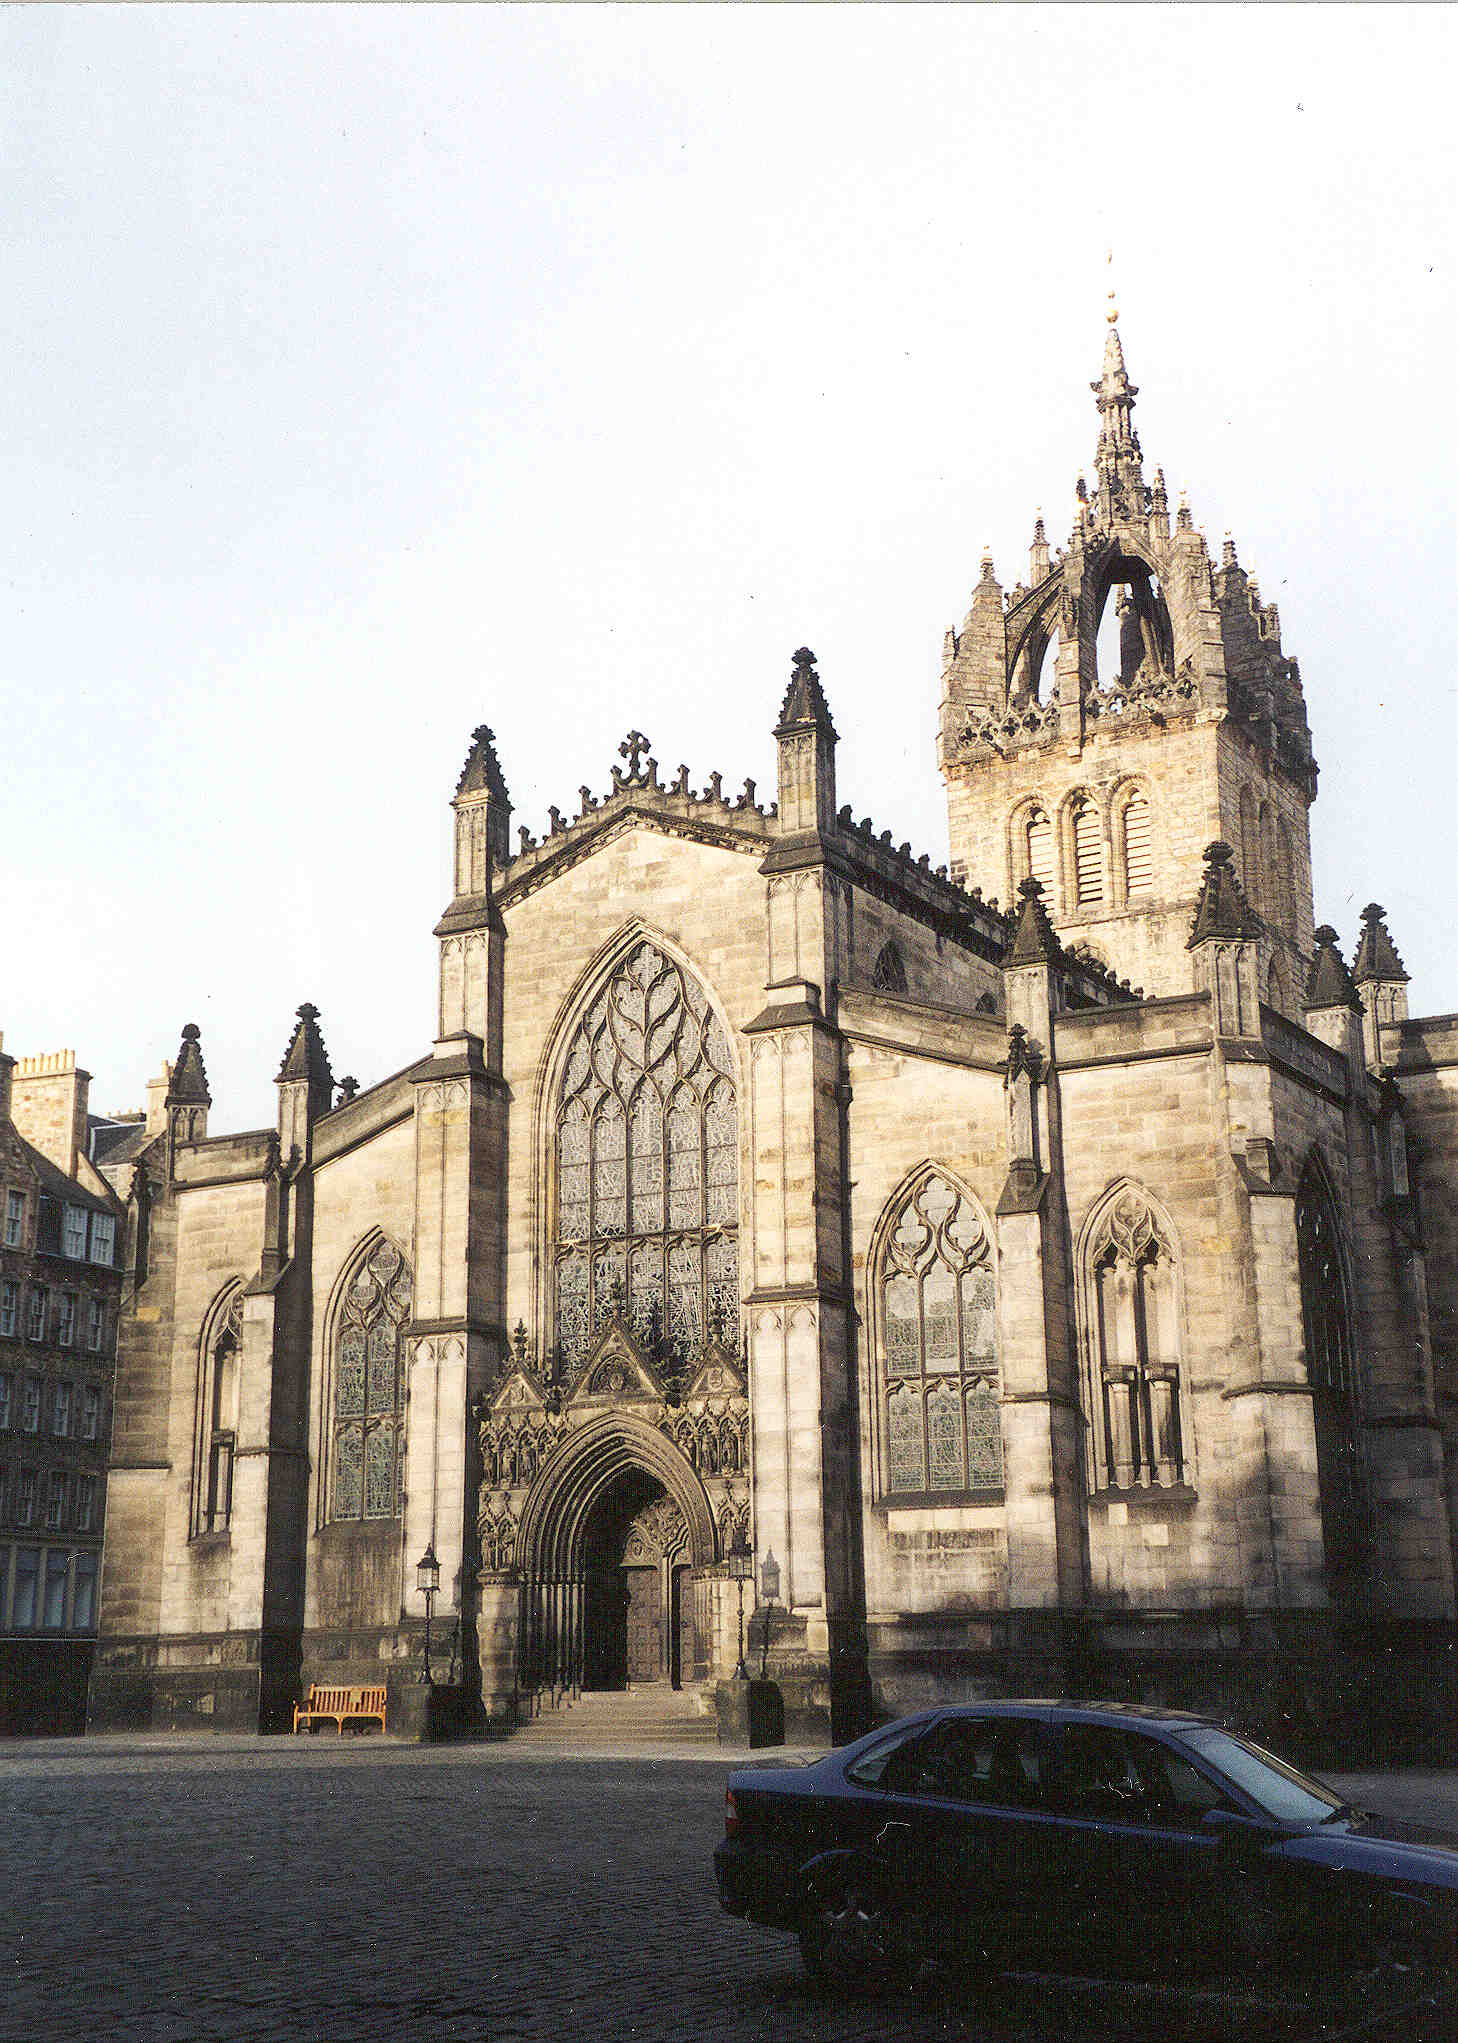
876, 1172, 1001, 1499
330, 1237, 412, 1522
1071, 798, 1104, 907
1024, 807, 1055, 900
1082, 1189, 1187, 1491
873, 941, 908, 994
193, 1284, 244, 1536
554, 942, 738, 1372
1295, 1166, 1367, 1579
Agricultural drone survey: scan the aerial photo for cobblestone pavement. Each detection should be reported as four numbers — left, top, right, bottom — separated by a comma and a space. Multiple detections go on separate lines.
2, 1737, 1452, 2043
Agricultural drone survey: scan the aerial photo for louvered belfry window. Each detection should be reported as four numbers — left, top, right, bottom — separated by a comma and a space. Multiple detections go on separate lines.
332, 1239, 412, 1521
879, 1173, 1002, 1498
1123, 794, 1153, 897
1026, 808, 1055, 899
555, 943, 739, 1371
1072, 799, 1103, 906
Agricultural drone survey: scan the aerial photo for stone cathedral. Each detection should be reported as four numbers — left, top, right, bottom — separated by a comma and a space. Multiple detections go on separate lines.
90, 318, 1458, 1748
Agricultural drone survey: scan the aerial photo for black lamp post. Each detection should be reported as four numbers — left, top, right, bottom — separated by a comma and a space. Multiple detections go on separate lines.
758, 1549, 780, 1683
728, 1533, 753, 1680
416, 1542, 441, 1686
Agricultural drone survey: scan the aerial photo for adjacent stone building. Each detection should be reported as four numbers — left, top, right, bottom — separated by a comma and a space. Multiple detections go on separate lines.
1, 1041, 124, 1733
89, 318, 1458, 1749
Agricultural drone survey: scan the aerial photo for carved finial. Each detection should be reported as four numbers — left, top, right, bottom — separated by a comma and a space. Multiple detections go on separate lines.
1353, 902, 1410, 984
1305, 925, 1363, 1012
181, 1023, 201, 1042
1188, 843, 1259, 949
335, 1076, 359, 1108
512, 1320, 529, 1369
1222, 533, 1238, 569
614, 730, 654, 789
777, 646, 836, 736
1006, 876, 1059, 967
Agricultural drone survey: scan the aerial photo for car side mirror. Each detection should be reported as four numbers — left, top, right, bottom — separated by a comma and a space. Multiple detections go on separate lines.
1200, 1807, 1273, 1848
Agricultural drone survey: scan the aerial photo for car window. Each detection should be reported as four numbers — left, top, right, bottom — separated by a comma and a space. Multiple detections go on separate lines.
1123, 1734, 1230, 1828
844, 1720, 934, 1791
1044, 1725, 1153, 1823
1179, 1727, 1347, 1825
901, 1717, 1004, 1803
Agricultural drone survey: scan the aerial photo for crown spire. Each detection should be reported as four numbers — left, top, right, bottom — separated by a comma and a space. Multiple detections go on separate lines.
1091, 291, 1143, 518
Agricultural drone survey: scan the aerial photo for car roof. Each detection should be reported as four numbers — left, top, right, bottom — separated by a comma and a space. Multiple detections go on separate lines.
921, 1700, 1221, 1731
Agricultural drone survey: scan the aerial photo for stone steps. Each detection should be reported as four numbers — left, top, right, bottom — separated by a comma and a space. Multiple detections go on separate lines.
508, 1684, 720, 1748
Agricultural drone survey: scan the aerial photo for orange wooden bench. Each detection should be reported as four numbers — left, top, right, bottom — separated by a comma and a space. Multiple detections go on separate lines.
292, 1683, 388, 1735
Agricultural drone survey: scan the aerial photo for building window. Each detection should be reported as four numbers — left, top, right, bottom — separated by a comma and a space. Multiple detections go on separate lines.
53, 1381, 73, 1436
72, 1551, 97, 1631
89, 1212, 116, 1266
63, 1204, 88, 1260
1122, 793, 1153, 899
4, 1190, 24, 1248
554, 941, 739, 1372
873, 941, 908, 994
195, 1287, 245, 1536
1296, 1163, 1368, 1580
1082, 1185, 1187, 1490
80, 1385, 100, 1441
1071, 797, 1104, 907
22, 1378, 41, 1434
75, 1474, 98, 1533
0, 1373, 9, 1430
875, 1171, 1001, 1499
87, 1298, 104, 1353
58, 1293, 76, 1349
45, 1471, 67, 1531
16, 1470, 37, 1527
12, 1547, 39, 1627
330, 1239, 412, 1522
42, 1547, 68, 1626
1016, 804, 1055, 902
27, 1287, 47, 1342
0, 1280, 17, 1337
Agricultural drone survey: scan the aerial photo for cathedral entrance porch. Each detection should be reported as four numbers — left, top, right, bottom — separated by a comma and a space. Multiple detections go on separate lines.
580, 1467, 695, 1690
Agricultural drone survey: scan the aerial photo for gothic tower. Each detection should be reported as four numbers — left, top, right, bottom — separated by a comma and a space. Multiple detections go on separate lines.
938, 302, 1319, 1010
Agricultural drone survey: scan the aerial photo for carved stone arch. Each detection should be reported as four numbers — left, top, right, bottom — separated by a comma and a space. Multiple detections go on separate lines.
515, 1411, 720, 1581
315, 1228, 414, 1530
192, 1277, 246, 1537
1079, 537, 1176, 691
1007, 571, 1067, 704
1007, 792, 1055, 907
530, 919, 743, 1354
1074, 1178, 1191, 1494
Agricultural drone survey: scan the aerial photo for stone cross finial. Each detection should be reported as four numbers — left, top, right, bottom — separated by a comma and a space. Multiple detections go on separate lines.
619, 730, 652, 780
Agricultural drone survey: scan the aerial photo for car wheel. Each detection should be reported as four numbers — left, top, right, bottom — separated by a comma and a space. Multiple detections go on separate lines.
798, 1873, 907, 1997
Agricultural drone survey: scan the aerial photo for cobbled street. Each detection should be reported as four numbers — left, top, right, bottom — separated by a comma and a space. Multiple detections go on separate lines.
3, 1738, 1452, 2043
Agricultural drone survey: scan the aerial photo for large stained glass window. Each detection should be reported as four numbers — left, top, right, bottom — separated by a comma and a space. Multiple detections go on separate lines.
331, 1237, 412, 1521
555, 943, 739, 1371
877, 1172, 1001, 1498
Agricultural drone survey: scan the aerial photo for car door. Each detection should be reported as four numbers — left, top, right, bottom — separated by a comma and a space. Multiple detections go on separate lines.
1034, 1721, 1229, 1983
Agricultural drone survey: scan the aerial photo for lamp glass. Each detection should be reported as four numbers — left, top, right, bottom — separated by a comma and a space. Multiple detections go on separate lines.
416, 1544, 441, 1595
759, 1550, 780, 1605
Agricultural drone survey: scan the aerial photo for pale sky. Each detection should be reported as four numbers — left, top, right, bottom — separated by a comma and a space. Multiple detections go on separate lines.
2, 6, 1454, 1132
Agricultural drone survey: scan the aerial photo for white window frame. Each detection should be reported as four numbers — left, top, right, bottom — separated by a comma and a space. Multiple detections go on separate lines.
58, 1292, 76, 1348
89, 1212, 116, 1267
45, 1471, 67, 1531
16, 1469, 37, 1527
26, 1287, 47, 1342
53, 1380, 73, 1437
4, 1190, 23, 1248
0, 1279, 17, 1337
87, 1298, 104, 1353
75, 1473, 98, 1532
63, 1203, 88, 1260
21, 1377, 41, 1433
80, 1384, 100, 1441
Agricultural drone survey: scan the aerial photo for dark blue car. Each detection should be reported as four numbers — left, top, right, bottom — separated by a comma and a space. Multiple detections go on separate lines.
714, 1701, 1458, 2020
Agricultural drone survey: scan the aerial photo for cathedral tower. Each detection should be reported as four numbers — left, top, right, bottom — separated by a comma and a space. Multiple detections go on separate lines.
939, 303, 1319, 1010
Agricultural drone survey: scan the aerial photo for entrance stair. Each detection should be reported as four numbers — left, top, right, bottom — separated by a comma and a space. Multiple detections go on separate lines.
508, 1683, 719, 1751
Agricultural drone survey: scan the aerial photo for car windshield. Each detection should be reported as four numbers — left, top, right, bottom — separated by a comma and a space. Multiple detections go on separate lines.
1179, 1728, 1348, 1825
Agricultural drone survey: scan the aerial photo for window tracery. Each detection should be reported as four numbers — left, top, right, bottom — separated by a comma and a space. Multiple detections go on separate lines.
1296, 1164, 1367, 1577
330, 1237, 412, 1522
1082, 1188, 1187, 1490
193, 1284, 243, 1536
873, 941, 908, 993
875, 1172, 1001, 1499
554, 943, 739, 1372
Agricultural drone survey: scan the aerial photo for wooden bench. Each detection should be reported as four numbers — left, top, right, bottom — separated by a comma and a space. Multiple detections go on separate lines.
292, 1684, 388, 1735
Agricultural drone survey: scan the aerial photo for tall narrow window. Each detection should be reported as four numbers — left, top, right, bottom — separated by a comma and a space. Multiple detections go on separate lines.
330, 1237, 412, 1522
1083, 1188, 1186, 1490
63, 1205, 88, 1260
554, 942, 738, 1371
1296, 1165, 1367, 1580
876, 1172, 1001, 1499
1025, 807, 1055, 900
1122, 794, 1153, 899
1072, 798, 1104, 907
196, 1288, 244, 1535
4, 1191, 24, 1248
873, 941, 908, 994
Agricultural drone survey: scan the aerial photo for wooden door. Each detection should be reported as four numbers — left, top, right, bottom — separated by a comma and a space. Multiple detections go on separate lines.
623, 1566, 662, 1682
672, 1566, 696, 1688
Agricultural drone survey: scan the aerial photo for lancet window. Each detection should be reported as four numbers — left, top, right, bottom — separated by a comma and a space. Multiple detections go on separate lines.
873, 941, 908, 993
330, 1237, 412, 1522
876, 1172, 1001, 1499
193, 1284, 244, 1537
1121, 793, 1153, 899
555, 942, 739, 1372
1071, 797, 1104, 907
1083, 1188, 1186, 1490
1295, 1165, 1367, 1578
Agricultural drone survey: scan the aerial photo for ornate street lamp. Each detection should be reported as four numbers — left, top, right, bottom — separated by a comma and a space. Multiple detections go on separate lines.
416, 1543, 441, 1686
728, 1532, 754, 1680
758, 1549, 780, 1683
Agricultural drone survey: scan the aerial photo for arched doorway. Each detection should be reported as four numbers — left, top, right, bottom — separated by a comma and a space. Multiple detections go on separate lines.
580, 1468, 694, 1689
515, 1412, 719, 1697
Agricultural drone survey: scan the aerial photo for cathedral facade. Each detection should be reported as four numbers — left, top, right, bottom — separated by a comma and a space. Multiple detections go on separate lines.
89, 321, 1458, 1748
